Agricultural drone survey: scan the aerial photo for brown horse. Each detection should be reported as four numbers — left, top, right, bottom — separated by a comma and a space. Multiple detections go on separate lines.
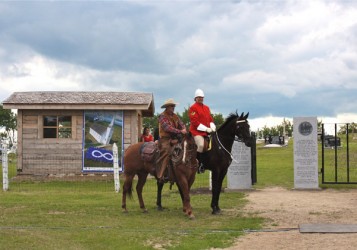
121, 133, 198, 219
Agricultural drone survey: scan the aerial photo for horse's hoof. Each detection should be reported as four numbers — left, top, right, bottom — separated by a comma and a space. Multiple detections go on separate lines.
211, 205, 221, 215
188, 214, 195, 220
211, 210, 221, 215
142, 209, 148, 213
122, 209, 128, 213
157, 206, 164, 211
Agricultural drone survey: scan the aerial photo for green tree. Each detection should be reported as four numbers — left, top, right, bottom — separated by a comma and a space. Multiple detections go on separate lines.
258, 119, 293, 138
180, 107, 190, 127
143, 114, 159, 130
282, 119, 293, 137
338, 122, 357, 135
212, 113, 224, 128
318, 119, 323, 132
0, 104, 17, 146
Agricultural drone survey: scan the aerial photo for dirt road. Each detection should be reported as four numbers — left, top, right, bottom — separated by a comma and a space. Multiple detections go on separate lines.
220, 187, 357, 250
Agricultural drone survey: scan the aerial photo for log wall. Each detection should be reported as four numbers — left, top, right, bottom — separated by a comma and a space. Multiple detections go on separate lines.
17, 110, 141, 175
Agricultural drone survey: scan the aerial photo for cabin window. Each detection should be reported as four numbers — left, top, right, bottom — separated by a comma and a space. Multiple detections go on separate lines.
43, 116, 72, 138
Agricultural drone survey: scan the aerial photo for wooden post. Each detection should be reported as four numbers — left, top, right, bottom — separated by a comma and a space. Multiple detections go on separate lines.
2, 142, 9, 191
113, 143, 120, 193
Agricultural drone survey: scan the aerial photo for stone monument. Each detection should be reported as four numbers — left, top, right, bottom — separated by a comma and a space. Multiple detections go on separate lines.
227, 140, 252, 190
293, 117, 318, 189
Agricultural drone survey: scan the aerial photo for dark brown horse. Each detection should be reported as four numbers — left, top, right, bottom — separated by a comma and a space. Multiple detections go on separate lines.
121, 133, 198, 219
202, 111, 252, 214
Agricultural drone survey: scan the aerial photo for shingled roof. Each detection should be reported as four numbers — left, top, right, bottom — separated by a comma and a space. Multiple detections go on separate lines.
2, 91, 155, 116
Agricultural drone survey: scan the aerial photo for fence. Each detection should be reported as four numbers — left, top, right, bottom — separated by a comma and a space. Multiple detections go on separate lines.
1, 142, 9, 191
1, 142, 215, 193
321, 123, 357, 184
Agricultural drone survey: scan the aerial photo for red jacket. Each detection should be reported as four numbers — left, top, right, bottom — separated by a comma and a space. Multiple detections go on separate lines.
141, 134, 154, 142
189, 102, 214, 136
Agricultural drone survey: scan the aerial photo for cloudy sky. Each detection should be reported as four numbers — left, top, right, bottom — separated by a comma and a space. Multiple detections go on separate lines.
1, 0, 357, 130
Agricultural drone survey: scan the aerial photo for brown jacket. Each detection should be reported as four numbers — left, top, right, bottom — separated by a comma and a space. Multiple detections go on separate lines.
158, 110, 184, 139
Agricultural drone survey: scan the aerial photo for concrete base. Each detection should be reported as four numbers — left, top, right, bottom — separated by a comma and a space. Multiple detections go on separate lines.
224, 188, 254, 192
299, 224, 357, 233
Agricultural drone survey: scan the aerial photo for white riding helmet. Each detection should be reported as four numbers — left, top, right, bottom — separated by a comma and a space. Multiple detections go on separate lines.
194, 88, 204, 98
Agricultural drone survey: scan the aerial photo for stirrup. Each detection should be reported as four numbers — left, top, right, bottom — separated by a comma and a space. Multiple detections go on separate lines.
159, 176, 169, 183
197, 164, 205, 174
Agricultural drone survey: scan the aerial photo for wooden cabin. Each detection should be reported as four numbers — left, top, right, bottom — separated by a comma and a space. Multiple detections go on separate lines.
2, 91, 154, 175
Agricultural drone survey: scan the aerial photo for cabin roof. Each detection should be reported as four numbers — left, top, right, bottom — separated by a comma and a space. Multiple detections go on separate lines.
2, 91, 155, 116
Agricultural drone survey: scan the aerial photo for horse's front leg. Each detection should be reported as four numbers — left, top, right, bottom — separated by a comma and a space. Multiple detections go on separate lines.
176, 178, 195, 219
210, 169, 225, 215
156, 180, 165, 211
136, 172, 149, 213
211, 168, 228, 214
210, 183, 220, 214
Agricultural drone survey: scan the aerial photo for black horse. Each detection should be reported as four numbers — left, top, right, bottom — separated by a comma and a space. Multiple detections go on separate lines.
201, 111, 252, 214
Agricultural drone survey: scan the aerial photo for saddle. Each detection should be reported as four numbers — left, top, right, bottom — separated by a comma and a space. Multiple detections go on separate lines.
140, 142, 159, 162
202, 136, 212, 152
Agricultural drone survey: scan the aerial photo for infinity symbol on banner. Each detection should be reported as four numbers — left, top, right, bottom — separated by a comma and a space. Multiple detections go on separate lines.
91, 150, 113, 161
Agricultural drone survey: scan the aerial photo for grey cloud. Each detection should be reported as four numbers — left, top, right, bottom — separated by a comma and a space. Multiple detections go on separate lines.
1, 0, 357, 120
1, 2, 173, 73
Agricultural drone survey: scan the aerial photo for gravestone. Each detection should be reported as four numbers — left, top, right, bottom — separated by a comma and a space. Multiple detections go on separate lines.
265, 135, 285, 145
323, 135, 341, 148
293, 117, 318, 189
227, 141, 252, 190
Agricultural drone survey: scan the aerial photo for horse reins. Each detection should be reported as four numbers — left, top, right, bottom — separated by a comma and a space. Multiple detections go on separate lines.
214, 119, 247, 164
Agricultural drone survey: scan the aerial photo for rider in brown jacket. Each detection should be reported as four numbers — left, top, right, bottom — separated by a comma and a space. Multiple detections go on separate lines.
156, 98, 187, 182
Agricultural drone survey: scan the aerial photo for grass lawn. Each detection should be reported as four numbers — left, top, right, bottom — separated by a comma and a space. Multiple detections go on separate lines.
1, 137, 357, 249
0, 179, 262, 250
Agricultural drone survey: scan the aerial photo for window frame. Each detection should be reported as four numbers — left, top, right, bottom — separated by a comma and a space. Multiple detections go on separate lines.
42, 115, 73, 139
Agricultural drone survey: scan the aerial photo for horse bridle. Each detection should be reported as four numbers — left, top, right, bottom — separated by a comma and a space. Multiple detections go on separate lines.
234, 119, 251, 142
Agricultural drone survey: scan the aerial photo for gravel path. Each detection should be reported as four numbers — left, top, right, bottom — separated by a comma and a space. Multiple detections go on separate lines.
218, 187, 357, 250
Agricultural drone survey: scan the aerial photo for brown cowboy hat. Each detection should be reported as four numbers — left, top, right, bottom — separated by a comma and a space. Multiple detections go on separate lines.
161, 98, 179, 108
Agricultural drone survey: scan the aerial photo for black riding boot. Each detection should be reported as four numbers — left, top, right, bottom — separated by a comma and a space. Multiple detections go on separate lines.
196, 152, 205, 174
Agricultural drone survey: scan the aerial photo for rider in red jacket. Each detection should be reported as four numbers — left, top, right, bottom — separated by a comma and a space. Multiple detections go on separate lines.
189, 89, 216, 173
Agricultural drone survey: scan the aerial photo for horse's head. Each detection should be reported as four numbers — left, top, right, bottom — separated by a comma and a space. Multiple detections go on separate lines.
235, 112, 253, 147
183, 132, 197, 152
217, 111, 253, 147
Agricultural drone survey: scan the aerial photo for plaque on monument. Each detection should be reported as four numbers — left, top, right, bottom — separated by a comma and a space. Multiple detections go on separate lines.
227, 141, 252, 190
293, 117, 318, 189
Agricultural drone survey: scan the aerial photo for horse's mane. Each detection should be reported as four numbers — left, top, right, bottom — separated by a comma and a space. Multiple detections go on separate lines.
218, 111, 239, 131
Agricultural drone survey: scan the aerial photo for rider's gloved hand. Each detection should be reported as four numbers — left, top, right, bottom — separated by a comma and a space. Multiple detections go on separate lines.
210, 122, 216, 132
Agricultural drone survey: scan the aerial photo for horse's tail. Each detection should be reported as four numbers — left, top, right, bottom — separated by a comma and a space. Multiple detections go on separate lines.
124, 174, 134, 200
127, 180, 134, 200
